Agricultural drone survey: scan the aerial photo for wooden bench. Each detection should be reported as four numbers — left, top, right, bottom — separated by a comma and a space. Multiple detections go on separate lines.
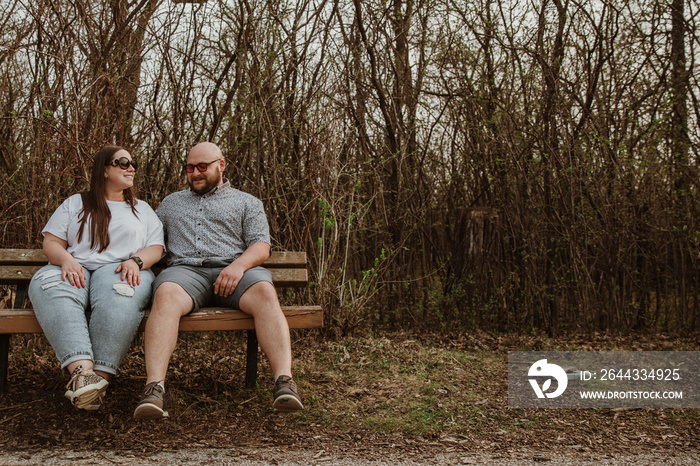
0, 249, 322, 392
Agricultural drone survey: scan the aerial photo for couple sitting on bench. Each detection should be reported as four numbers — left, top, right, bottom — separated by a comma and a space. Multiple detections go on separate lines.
28, 142, 303, 418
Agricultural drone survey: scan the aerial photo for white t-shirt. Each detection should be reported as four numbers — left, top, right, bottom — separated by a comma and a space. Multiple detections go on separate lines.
42, 194, 165, 271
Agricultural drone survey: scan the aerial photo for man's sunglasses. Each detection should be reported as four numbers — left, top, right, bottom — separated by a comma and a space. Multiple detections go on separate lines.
184, 159, 221, 173
106, 157, 138, 170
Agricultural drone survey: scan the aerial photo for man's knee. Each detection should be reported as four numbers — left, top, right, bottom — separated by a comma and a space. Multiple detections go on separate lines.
239, 281, 280, 315
151, 282, 193, 317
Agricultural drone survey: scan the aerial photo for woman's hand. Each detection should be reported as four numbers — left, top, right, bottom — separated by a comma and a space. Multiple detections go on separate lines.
115, 259, 141, 285
61, 258, 86, 288
114, 245, 163, 286
43, 233, 86, 288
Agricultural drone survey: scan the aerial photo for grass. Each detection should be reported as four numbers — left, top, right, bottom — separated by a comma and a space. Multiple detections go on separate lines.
300, 336, 505, 437
286, 331, 700, 447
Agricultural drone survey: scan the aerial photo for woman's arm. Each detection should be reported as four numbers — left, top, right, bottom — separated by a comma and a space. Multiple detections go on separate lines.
43, 233, 86, 288
133, 244, 164, 270
114, 244, 164, 286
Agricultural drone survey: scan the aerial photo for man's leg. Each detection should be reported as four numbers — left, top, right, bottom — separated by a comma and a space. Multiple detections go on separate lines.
134, 281, 193, 420
144, 282, 193, 385
238, 281, 303, 411
237, 281, 292, 379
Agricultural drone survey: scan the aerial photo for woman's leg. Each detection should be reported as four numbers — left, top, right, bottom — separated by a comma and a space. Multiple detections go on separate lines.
28, 264, 94, 371
29, 265, 107, 409
88, 264, 154, 376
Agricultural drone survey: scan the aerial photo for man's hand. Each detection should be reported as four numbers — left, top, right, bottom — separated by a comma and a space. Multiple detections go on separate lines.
214, 263, 246, 297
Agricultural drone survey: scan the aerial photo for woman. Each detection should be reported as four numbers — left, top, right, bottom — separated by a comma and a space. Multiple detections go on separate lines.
28, 146, 164, 410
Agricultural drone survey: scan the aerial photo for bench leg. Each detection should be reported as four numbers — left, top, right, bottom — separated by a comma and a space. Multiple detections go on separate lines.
245, 330, 258, 388
0, 335, 8, 393
2, 285, 29, 393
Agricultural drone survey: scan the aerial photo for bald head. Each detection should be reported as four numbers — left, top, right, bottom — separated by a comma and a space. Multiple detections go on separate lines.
188, 142, 222, 161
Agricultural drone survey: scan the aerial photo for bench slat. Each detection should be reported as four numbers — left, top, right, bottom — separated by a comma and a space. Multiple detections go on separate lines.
0, 265, 309, 287
0, 266, 43, 284
0, 249, 48, 265
0, 306, 323, 334
0, 250, 308, 268
169, 306, 323, 332
0, 310, 42, 333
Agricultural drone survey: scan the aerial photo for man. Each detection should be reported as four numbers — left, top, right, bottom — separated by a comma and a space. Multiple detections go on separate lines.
134, 142, 303, 420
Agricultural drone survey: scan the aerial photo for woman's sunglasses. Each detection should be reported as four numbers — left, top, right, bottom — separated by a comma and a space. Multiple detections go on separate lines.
106, 157, 138, 170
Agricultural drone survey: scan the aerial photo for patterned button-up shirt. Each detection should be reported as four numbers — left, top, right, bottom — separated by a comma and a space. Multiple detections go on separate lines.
156, 180, 270, 266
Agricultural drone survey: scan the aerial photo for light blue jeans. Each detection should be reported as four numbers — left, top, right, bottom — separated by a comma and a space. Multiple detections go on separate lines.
28, 263, 154, 375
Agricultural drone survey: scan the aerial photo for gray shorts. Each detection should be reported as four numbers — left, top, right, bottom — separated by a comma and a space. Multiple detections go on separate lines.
153, 265, 273, 312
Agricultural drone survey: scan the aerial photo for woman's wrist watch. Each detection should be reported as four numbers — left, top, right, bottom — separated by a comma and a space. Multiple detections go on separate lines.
129, 256, 143, 269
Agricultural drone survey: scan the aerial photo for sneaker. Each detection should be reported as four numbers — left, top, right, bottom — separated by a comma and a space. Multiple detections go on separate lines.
134, 381, 169, 420
82, 392, 106, 411
272, 375, 304, 412
64, 365, 108, 410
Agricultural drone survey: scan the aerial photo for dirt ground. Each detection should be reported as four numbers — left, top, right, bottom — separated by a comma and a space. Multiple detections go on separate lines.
0, 446, 699, 465
0, 330, 698, 464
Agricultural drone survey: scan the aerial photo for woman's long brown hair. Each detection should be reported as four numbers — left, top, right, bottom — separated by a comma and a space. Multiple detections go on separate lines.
77, 146, 138, 252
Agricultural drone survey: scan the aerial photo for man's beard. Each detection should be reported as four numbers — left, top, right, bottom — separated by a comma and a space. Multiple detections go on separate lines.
189, 174, 221, 194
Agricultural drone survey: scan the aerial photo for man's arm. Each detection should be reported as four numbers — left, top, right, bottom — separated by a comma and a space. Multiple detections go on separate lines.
214, 241, 271, 297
